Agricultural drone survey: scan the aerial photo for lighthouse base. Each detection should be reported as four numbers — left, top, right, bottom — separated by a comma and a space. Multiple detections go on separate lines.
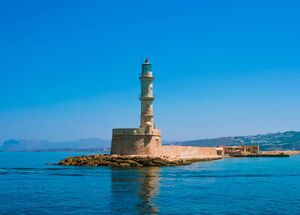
111, 128, 162, 155
110, 128, 222, 160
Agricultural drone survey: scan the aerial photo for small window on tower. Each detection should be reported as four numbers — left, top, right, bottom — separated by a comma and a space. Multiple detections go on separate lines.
155, 139, 159, 147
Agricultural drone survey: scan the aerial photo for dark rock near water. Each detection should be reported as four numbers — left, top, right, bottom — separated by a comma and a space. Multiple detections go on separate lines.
58, 154, 194, 167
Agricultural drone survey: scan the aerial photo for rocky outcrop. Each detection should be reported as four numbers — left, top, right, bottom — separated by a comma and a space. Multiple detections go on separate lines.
58, 154, 220, 167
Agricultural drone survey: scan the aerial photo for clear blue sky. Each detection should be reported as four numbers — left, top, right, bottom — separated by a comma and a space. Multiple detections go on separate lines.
1, 0, 300, 142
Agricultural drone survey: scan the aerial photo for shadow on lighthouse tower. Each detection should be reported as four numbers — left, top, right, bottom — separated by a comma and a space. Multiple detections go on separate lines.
111, 58, 162, 155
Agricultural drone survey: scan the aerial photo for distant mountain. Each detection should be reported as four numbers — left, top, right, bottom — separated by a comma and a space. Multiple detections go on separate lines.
2, 131, 300, 152
0, 138, 110, 152
172, 131, 300, 151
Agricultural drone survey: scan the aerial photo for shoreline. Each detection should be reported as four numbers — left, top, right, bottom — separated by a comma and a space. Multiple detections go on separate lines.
57, 150, 300, 167
260, 150, 300, 155
58, 154, 222, 167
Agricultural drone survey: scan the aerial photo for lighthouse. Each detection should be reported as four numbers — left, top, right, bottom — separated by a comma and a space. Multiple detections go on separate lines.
110, 58, 221, 159
62, 57, 223, 167
111, 58, 162, 155
140, 58, 155, 131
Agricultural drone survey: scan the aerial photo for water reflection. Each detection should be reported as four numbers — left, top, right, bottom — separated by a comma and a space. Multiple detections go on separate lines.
110, 167, 160, 214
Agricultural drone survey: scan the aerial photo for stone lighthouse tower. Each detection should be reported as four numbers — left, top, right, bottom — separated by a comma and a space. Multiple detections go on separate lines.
140, 58, 155, 132
110, 58, 221, 158
111, 58, 162, 155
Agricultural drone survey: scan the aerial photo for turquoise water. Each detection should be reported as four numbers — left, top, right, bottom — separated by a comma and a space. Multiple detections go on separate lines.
0, 152, 300, 214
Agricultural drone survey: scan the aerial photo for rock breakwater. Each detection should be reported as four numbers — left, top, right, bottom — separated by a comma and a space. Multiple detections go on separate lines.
58, 154, 193, 167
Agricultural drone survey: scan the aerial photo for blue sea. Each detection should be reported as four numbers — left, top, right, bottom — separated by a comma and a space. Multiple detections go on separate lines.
0, 152, 300, 214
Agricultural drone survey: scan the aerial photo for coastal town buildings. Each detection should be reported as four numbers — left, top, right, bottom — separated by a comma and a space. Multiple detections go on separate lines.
222, 146, 260, 156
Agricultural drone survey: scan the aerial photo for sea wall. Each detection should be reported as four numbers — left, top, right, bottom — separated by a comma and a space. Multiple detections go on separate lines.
111, 128, 221, 159
158, 146, 220, 159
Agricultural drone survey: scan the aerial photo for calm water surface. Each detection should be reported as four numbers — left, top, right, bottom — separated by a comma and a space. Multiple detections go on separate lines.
0, 152, 300, 214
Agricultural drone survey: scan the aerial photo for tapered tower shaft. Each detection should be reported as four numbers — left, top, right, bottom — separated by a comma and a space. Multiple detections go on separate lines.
140, 58, 154, 129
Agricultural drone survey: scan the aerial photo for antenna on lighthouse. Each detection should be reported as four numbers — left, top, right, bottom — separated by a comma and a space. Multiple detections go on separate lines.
145, 57, 150, 64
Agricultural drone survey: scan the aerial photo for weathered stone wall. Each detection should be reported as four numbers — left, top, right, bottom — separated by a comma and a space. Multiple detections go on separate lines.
111, 128, 220, 159
157, 146, 219, 159
111, 140, 219, 159
222, 146, 259, 156
111, 128, 161, 155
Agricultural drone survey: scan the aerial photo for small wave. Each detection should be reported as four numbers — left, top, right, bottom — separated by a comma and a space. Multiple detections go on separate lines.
49, 173, 86, 177
191, 173, 300, 178
40, 167, 72, 171
0, 167, 74, 171
0, 170, 43, 175
0, 167, 37, 170
13, 171, 44, 174
0, 168, 44, 174
0, 169, 90, 176
0, 172, 8, 175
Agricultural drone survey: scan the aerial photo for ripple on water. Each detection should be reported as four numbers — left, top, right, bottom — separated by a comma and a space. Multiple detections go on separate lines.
0, 153, 300, 214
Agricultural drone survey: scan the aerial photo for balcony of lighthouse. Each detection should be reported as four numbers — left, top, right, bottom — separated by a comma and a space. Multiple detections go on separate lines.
139, 94, 155, 101
139, 72, 154, 79
112, 128, 161, 136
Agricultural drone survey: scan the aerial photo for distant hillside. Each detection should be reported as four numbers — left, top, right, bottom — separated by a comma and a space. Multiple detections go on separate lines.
2, 131, 300, 152
172, 131, 300, 151
0, 138, 110, 152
